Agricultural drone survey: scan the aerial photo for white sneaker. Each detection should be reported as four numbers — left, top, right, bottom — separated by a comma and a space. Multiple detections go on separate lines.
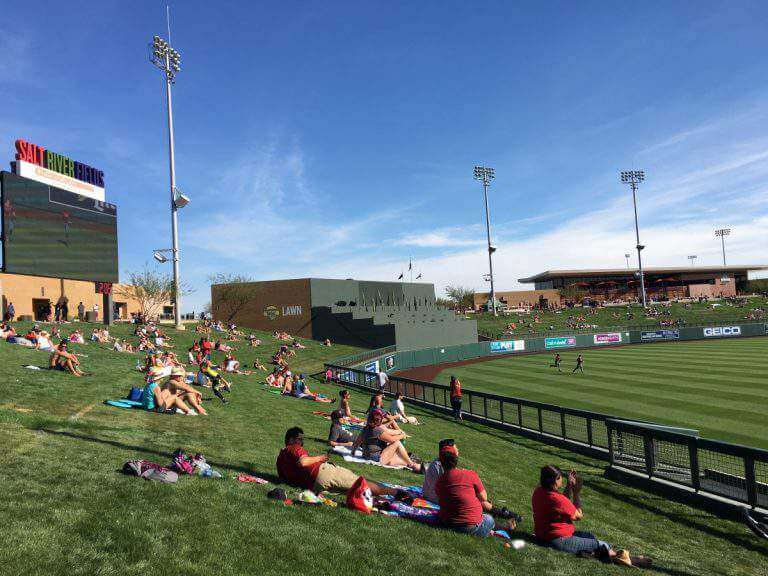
187, 410, 198, 416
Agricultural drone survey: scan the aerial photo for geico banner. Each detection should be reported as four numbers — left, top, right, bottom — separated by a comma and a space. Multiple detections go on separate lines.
593, 332, 621, 344
703, 326, 742, 337
490, 340, 525, 353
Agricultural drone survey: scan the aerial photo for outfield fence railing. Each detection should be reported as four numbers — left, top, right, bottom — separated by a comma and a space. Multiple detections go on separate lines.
325, 363, 768, 512
607, 419, 768, 511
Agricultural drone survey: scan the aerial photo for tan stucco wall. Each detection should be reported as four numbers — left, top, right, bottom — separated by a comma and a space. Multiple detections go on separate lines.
0, 272, 148, 320
474, 289, 562, 309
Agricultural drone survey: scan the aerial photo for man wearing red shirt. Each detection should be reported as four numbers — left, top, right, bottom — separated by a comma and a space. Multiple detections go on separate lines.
276, 427, 397, 495
434, 445, 516, 537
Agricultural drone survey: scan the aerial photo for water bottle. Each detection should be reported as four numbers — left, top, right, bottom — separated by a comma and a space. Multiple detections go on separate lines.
201, 469, 222, 479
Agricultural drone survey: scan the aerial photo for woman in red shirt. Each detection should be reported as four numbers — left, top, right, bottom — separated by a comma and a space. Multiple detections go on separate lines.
449, 376, 462, 420
532, 465, 638, 566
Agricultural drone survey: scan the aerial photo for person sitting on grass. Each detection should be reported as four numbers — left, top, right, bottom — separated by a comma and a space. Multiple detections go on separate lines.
277, 427, 400, 496
351, 409, 423, 472
532, 465, 649, 567
366, 391, 384, 415
142, 368, 203, 415
247, 334, 261, 347
49, 340, 84, 376
35, 330, 55, 352
339, 390, 353, 419
435, 445, 517, 537
281, 372, 294, 395
389, 392, 419, 424
291, 339, 306, 349
423, 438, 453, 502
328, 410, 355, 448
69, 330, 85, 344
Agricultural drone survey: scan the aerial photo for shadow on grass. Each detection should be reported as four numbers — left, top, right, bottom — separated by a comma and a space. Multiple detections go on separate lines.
587, 480, 768, 557
37, 428, 282, 484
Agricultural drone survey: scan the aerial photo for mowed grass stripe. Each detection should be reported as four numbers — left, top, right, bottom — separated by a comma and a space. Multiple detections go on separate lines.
455, 361, 768, 404
434, 337, 768, 448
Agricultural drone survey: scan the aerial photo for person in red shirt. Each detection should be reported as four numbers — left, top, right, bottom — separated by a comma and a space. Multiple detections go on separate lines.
532, 465, 637, 566
276, 427, 399, 496
434, 445, 517, 537
449, 376, 462, 420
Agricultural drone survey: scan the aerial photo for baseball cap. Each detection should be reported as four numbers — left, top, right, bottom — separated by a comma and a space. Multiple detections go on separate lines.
440, 444, 458, 456
170, 367, 186, 377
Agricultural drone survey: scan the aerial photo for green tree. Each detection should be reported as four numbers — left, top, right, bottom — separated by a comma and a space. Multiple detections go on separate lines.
444, 285, 475, 310
117, 265, 193, 320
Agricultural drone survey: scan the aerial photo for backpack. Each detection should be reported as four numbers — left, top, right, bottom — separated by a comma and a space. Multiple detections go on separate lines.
171, 449, 195, 475
346, 476, 373, 514
127, 387, 144, 402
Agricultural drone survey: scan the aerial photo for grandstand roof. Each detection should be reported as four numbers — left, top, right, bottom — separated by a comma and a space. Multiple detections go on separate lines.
518, 265, 768, 283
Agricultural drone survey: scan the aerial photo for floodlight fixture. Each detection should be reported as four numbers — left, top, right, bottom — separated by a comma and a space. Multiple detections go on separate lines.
173, 187, 190, 209
474, 165, 498, 315
715, 228, 732, 266
153, 249, 170, 263
620, 169, 648, 307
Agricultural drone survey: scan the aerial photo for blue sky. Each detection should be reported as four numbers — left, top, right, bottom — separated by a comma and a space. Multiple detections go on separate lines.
2, 1, 768, 312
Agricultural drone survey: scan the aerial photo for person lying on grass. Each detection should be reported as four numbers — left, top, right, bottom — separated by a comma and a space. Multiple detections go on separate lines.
532, 465, 650, 568
49, 340, 84, 376
252, 358, 267, 371
224, 352, 251, 374
328, 410, 355, 448
351, 409, 423, 472
435, 445, 518, 537
277, 426, 401, 496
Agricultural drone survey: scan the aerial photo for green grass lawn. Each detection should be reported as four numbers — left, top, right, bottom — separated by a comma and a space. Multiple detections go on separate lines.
475, 297, 768, 339
1, 322, 767, 575
433, 338, 768, 449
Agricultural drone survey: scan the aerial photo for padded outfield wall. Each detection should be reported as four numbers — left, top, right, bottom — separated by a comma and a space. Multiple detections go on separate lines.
342, 321, 768, 374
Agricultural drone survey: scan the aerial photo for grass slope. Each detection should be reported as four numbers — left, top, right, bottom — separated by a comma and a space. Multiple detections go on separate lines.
475, 298, 768, 339
433, 338, 768, 449
1, 323, 766, 576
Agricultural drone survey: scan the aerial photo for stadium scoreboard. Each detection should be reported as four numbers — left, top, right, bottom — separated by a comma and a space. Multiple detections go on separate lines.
1, 138, 118, 283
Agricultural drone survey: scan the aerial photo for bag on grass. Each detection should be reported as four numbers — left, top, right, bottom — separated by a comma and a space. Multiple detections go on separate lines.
171, 449, 196, 475
346, 476, 373, 514
127, 387, 144, 402
122, 459, 178, 483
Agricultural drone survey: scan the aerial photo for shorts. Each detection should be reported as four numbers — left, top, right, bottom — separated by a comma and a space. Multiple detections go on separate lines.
445, 513, 495, 537
53, 363, 66, 371
313, 463, 359, 493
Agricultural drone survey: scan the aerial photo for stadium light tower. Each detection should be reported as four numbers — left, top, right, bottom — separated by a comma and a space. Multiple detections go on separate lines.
620, 170, 647, 308
688, 255, 697, 266
715, 228, 731, 266
150, 28, 187, 329
474, 165, 498, 316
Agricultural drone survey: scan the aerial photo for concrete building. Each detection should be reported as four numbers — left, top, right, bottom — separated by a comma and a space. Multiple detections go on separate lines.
0, 272, 171, 321
518, 265, 768, 302
211, 278, 477, 349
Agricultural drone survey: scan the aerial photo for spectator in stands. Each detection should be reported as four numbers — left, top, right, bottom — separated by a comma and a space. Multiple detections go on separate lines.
435, 444, 517, 537
277, 427, 398, 495
327, 410, 355, 447
532, 465, 642, 566
450, 375, 463, 420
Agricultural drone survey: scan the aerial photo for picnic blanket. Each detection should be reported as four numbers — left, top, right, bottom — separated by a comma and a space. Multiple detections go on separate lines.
331, 445, 407, 470
105, 399, 143, 409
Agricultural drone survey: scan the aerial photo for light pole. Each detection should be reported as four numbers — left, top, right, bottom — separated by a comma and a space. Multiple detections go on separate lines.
714, 228, 731, 267
624, 253, 631, 269
688, 255, 697, 266
620, 170, 647, 308
474, 165, 497, 316
150, 33, 186, 329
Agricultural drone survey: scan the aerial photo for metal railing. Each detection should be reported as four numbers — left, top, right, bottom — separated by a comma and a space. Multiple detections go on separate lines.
325, 363, 615, 456
326, 363, 768, 511
330, 345, 397, 368
607, 419, 768, 510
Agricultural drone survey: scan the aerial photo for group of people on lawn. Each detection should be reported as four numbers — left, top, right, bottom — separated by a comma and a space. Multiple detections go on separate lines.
276, 385, 647, 568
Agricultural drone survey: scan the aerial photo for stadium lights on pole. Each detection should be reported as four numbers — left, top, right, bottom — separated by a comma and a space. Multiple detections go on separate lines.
150, 21, 187, 330
620, 170, 647, 308
714, 228, 731, 267
153, 248, 172, 264
624, 253, 631, 269
688, 255, 697, 266
474, 165, 497, 316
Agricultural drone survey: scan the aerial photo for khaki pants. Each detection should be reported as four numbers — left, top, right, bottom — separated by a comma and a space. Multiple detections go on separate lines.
313, 463, 359, 493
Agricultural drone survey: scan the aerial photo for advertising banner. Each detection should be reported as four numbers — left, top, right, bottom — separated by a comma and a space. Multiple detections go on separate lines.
385, 355, 395, 370
641, 329, 680, 341
545, 336, 576, 349
593, 333, 622, 344
364, 360, 380, 383
703, 326, 742, 338
14, 159, 105, 201
490, 340, 525, 353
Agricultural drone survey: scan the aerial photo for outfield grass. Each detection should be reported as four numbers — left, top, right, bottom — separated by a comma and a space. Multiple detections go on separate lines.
433, 338, 768, 449
1, 323, 767, 575
475, 298, 768, 339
